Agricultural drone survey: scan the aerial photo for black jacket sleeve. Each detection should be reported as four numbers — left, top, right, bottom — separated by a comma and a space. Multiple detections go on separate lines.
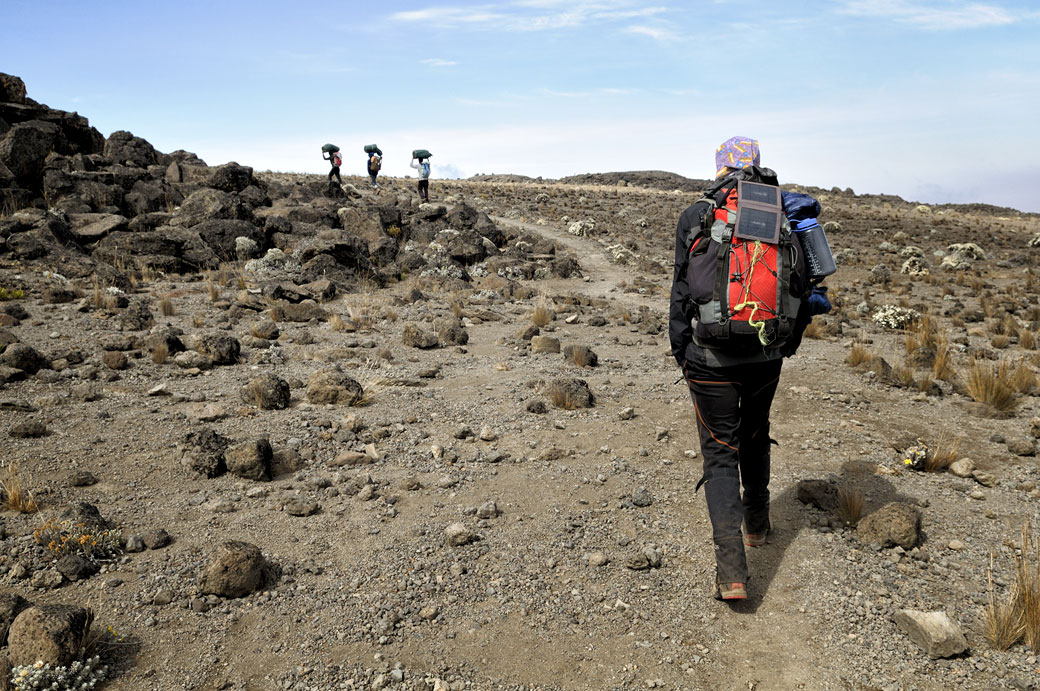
669, 201, 709, 369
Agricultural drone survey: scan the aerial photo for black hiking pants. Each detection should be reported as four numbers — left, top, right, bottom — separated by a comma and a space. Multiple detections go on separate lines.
328, 166, 341, 185
418, 179, 429, 202
683, 356, 782, 585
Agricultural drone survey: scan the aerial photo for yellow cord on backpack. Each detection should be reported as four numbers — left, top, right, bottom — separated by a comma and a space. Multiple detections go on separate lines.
732, 241, 771, 346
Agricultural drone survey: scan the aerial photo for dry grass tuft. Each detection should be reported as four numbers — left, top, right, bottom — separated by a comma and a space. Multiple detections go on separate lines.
1012, 360, 1038, 395
207, 276, 220, 302
986, 555, 1025, 651
932, 343, 956, 381
546, 382, 581, 410
802, 321, 824, 340
1020, 330, 1036, 351
1017, 523, 1040, 651
530, 298, 554, 327
846, 344, 871, 367
836, 482, 865, 526
354, 360, 389, 406
965, 359, 1020, 412
329, 313, 353, 333
991, 334, 1011, 349
151, 343, 169, 364
1, 463, 39, 513
927, 431, 962, 472
159, 295, 174, 317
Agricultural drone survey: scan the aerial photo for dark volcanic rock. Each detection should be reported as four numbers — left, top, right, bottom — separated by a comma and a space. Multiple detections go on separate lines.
103, 130, 158, 168
198, 541, 278, 598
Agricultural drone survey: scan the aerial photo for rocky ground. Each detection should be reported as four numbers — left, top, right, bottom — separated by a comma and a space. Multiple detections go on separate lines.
2, 72, 1040, 690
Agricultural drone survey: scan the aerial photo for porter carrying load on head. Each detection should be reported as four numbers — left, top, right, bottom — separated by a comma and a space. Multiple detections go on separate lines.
410, 150, 432, 203
322, 144, 342, 186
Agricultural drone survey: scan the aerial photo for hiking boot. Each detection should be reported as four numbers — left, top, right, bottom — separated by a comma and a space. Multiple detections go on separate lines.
744, 531, 768, 547
714, 582, 747, 601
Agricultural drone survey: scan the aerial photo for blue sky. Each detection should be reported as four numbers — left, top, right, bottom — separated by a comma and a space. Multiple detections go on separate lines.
3, 0, 1039, 211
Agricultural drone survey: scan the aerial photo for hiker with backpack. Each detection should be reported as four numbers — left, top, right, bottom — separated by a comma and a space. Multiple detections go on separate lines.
322, 144, 342, 188
368, 152, 382, 189
410, 152, 431, 202
669, 136, 834, 602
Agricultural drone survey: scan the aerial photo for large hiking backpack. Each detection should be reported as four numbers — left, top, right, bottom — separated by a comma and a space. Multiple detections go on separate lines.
685, 166, 809, 352
369, 154, 382, 172
331, 151, 342, 167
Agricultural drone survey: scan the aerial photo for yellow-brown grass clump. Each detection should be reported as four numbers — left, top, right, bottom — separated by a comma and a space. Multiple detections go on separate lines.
1, 463, 39, 513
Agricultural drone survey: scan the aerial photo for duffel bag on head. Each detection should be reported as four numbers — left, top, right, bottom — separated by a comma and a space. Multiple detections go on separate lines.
322, 143, 340, 153
364, 144, 382, 155
685, 165, 809, 352
412, 149, 432, 160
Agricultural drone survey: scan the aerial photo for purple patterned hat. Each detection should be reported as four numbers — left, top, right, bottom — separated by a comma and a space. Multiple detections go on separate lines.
715, 136, 760, 178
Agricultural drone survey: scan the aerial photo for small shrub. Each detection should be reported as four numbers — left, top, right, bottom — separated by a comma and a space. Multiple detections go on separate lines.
991, 334, 1010, 349
0, 287, 25, 301
0, 463, 39, 513
151, 343, 169, 364
450, 300, 464, 319
33, 518, 122, 560
386, 224, 402, 238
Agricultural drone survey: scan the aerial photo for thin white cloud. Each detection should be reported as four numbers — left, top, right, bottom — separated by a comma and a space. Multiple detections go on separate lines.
390, 1, 669, 32
540, 87, 635, 97
421, 58, 459, 67
838, 0, 1019, 30
626, 24, 678, 41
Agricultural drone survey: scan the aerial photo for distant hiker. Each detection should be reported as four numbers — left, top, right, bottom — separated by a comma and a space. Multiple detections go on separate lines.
368, 152, 382, 189
669, 136, 833, 602
322, 144, 342, 187
410, 152, 431, 202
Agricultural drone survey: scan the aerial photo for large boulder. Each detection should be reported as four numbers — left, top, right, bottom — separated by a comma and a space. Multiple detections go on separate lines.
241, 373, 290, 410
182, 428, 230, 478
125, 178, 170, 216
66, 212, 127, 242
93, 227, 220, 273
0, 343, 49, 374
0, 120, 60, 189
103, 129, 158, 168
194, 218, 264, 258
208, 162, 255, 193
224, 438, 273, 481
0, 73, 27, 104
6, 604, 91, 667
173, 188, 252, 227
857, 502, 921, 549
190, 333, 241, 365
198, 541, 277, 598
306, 370, 363, 405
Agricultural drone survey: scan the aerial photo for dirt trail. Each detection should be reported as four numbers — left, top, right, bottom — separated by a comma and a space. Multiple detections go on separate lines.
493, 216, 660, 311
